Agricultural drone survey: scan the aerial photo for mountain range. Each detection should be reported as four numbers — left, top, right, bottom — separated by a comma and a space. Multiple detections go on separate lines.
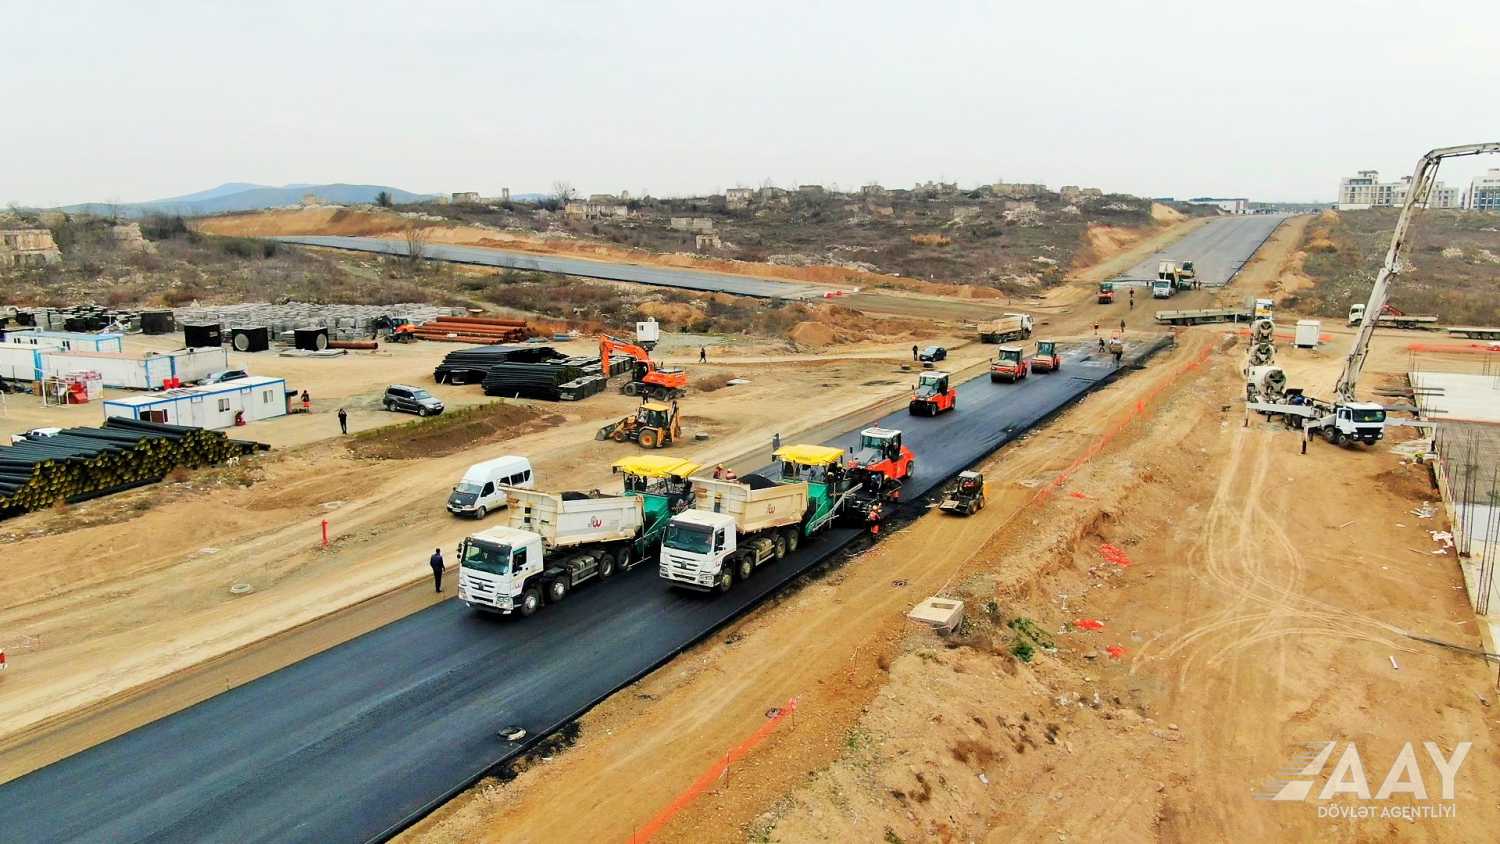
58, 183, 438, 217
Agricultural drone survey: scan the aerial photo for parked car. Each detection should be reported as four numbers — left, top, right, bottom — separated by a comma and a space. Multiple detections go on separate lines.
383, 384, 445, 416
200, 369, 248, 385
918, 345, 947, 363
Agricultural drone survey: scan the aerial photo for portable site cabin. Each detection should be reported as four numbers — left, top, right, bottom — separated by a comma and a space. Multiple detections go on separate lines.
0, 345, 230, 389
0, 329, 125, 353
102, 376, 288, 430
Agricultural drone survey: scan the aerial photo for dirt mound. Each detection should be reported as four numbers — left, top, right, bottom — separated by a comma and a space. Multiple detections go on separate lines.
1151, 202, 1186, 223
789, 321, 836, 347
346, 403, 561, 460
1072, 224, 1148, 270
194, 208, 409, 238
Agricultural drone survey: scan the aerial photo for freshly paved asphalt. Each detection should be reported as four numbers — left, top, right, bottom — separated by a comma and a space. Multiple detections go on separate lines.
273, 236, 832, 300
1112, 214, 1287, 287
0, 342, 1166, 843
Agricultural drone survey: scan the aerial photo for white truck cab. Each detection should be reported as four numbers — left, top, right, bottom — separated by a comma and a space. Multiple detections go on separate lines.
1332, 401, 1386, 444
660, 509, 738, 590
1151, 280, 1174, 299
456, 525, 546, 615
447, 455, 532, 519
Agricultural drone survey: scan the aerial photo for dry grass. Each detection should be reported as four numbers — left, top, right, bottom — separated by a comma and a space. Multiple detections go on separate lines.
346, 402, 560, 460
909, 234, 952, 247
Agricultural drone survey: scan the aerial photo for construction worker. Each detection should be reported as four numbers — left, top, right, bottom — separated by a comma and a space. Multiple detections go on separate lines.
301, 389, 311, 413
1097, 336, 1107, 352
1092, 322, 1100, 336
1128, 288, 1135, 309
1119, 319, 1126, 333
337, 407, 348, 435
429, 548, 445, 593
1111, 338, 1124, 368
772, 432, 781, 457
699, 346, 707, 363
713, 464, 725, 480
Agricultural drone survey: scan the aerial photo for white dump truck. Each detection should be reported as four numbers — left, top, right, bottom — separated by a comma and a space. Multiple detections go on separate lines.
659, 476, 812, 593
456, 488, 651, 617
977, 313, 1034, 344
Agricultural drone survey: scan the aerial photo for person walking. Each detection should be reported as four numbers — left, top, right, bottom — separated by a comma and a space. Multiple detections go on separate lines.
429, 548, 445, 593
300, 389, 311, 413
337, 407, 348, 435
699, 346, 707, 363
1119, 319, 1126, 333
1097, 336, 1107, 352
911, 344, 919, 362
1092, 322, 1100, 336
772, 432, 781, 458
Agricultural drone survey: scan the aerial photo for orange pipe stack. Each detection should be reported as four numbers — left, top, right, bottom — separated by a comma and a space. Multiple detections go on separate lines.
410, 315, 533, 344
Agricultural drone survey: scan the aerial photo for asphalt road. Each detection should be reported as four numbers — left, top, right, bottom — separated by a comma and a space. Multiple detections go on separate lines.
0, 341, 1168, 843
1113, 214, 1287, 287
273, 236, 831, 300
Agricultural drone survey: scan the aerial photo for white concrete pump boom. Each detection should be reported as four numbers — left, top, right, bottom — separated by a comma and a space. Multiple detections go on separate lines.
1335, 142, 1500, 402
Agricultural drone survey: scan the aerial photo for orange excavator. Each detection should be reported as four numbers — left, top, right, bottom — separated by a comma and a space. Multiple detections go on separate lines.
600, 336, 688, 400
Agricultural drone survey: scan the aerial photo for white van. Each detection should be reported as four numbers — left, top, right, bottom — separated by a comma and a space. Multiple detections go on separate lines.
447, 456, 533, 519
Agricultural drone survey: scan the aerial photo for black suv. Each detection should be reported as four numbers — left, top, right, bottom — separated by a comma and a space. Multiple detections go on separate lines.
919, 345, 947, 363
383, 384, 445, 417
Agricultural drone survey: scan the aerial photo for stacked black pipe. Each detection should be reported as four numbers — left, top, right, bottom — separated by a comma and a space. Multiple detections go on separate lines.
433, 345, 563, 384
0, 418, 268, 519
479, 362, 589, 400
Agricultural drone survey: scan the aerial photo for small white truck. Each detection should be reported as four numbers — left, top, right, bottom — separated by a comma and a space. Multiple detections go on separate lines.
659, 476, 810, 593
456, 488, 648, 617
1151, 279, 1174, 299
976, 313, 1034, 344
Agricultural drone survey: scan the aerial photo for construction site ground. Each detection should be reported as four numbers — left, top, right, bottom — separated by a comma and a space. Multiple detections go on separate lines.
0, 213, 1279, 776
399, 216, 1500, 842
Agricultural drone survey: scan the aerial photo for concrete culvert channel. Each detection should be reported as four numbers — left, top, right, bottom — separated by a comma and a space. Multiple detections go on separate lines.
0, 339, 1171, 844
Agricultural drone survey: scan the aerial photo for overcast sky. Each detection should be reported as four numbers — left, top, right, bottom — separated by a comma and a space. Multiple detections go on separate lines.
4, 0, 1498, 207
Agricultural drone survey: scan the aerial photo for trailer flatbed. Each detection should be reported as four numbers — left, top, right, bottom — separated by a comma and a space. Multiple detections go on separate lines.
1446, 325, 1500, 340
1154, 307, 1252, 326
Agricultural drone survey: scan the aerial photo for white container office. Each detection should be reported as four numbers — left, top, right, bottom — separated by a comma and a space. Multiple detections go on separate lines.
102, 377, 288, 430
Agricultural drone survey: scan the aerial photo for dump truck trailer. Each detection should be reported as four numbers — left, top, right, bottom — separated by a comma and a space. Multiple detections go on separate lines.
977, 313, 1034, 343
458, 486, 664, 616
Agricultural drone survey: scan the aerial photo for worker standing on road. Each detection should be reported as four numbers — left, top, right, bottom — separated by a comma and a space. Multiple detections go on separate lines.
337, 407, 348, 435
301, 389, 311, 413
911, 344, 918, 361
1119, 319, 1126, 333
772, 432, 781, 457
699, 346, 707, 363
430, 548, 445, 593
1092, 322, 1099, 336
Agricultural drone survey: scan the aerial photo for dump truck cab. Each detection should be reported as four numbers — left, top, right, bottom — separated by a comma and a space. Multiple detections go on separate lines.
1097, 281, 1115, 304
990, 345, 1029, 383
457, 526, 548, 616
1029, 340, 1061, 373
909, 371, 956, 416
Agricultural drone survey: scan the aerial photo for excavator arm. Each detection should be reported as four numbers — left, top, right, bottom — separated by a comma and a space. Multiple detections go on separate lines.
1336, 142, 1500, 402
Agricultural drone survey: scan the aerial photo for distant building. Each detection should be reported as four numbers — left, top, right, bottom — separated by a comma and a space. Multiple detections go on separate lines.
452, 192, 481, 204
1337, 170, 1460, 210
991, 181, 1046, 198
798, 184, 826, 196
861, 183, 886, 196
500, 187, 511, 202
0, 228, 62, 267
1186, 197, 1250, 215
1466, 169, 1500, 211
725, 187, 754, 209
669, 216, 715, 233
566, 200, 631, 220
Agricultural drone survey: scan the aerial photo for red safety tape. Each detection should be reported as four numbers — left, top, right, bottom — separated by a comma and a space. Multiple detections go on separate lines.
632, 697, 799, 842
1073, 618, 1104, 631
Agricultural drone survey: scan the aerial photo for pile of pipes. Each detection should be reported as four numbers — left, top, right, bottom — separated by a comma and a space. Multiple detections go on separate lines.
434, 346, 566, 384
412, 315, 531, 344
0, 418, 268, 519
174, 302, 465, 341
481, 360, 608, 401
15, 306, 138, 332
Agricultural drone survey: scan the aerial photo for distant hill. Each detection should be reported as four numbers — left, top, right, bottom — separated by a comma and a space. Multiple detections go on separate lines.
59, 183, 437, 217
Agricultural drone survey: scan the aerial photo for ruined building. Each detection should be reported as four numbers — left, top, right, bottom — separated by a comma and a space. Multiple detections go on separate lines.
0, 228, 62, 267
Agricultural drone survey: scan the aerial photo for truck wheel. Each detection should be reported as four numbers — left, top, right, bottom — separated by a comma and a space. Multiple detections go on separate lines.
598, 552, 616, 579
737, 554, 754, 581
639, 429, 659, 448
473, 506, 486, 520
772, 533, 787, 560
611, 429, 627, 442
384, 400, 396, 412
623, 382, 639, 396
716, 569, 734, 594
783, 527, 800, 552
547, 578, 568, 603
519, 587, 541, 617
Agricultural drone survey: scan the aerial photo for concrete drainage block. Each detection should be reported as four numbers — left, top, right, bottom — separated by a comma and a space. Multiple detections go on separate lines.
908, 597, 964, 634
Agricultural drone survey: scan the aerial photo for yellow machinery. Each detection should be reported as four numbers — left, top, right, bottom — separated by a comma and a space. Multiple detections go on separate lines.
596, 399, 682, 449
